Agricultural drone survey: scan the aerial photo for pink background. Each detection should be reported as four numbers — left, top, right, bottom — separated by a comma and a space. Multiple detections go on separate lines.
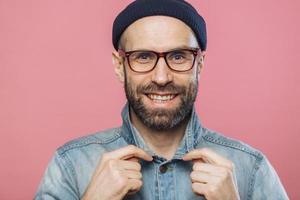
1, 0, 299, 199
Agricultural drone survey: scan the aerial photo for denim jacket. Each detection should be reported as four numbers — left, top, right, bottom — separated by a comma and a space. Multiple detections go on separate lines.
35, 104, 289, 200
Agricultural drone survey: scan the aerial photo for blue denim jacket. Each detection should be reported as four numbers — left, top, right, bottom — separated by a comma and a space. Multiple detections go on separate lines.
35, 104, 289, 200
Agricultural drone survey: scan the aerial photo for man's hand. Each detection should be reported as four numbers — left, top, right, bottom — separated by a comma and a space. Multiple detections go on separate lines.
81, 145, 153, 200
183, 148, 240, 200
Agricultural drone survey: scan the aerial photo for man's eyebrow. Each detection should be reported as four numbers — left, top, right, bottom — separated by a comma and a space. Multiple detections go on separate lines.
127, 45, 200, 52
167, 45, 200, 51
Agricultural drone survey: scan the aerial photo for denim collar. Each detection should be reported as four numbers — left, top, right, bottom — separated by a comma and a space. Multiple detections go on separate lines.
120, 103, 203, 160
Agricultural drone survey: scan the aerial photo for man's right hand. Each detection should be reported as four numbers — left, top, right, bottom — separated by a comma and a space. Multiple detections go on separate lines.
81, 145, 153, 200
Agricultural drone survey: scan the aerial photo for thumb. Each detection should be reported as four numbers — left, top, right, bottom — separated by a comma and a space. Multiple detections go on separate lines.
127, 157, 139, 162
191, 158, 205, 164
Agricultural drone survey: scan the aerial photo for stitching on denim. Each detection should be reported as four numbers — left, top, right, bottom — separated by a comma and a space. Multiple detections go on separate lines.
58, 129, 122, 156
170, 165, 175, 200
187, 124, 193, 151
173, 162, 178, 200
247, 155, 263, 200
155, 163, 161, 200
57, 152, 80, 197
158, 165, 162, 200
202, 134, 262, 159
192, 125, 201, 147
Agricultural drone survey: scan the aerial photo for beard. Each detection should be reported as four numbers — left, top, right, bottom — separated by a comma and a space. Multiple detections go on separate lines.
124, 75, 198, 131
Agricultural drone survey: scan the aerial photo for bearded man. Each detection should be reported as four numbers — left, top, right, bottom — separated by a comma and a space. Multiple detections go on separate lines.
35, 0, 288, 199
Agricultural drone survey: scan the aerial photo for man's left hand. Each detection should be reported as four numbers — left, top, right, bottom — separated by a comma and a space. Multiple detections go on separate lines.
183, 148, 240, 200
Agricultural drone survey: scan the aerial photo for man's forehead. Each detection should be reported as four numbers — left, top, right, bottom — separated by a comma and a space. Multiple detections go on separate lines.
128, 15, 190, 27
120, 16, 199, 51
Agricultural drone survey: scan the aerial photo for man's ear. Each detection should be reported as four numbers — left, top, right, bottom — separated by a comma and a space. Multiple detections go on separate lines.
112, 50, 125, 82
197, 52, 205, 74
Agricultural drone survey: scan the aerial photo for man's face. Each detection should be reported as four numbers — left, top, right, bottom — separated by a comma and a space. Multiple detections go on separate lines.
115, 16, 203, 131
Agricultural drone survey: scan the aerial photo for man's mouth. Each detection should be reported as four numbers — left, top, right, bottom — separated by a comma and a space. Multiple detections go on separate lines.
146, 93, 177, 102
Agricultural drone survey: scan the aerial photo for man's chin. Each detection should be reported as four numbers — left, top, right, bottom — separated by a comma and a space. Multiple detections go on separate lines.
142, 115, 177, 131
130, 100, 192, 131
142, 104, 179, 116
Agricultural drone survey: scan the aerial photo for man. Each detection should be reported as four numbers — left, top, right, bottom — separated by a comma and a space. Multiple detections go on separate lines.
35, 0, 288, 199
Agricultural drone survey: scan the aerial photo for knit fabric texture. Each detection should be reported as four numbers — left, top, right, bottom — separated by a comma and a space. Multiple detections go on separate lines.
112, 0, 207, 51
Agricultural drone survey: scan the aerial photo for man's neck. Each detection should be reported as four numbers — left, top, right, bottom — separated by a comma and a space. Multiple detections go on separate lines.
130, 109, 190, 160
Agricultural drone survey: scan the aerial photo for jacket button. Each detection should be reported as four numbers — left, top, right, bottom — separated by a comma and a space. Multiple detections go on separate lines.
159, 165, 168, 173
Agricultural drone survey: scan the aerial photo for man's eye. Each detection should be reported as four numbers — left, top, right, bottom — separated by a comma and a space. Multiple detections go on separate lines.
169, 52, 186, 61
173, 54, 185, 60
137, 53, 151, 59
132, 52, 155, 63
134, 52, 153, 59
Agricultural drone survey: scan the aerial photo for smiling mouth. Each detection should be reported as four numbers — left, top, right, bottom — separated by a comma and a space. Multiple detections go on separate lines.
146, 93, 177, 102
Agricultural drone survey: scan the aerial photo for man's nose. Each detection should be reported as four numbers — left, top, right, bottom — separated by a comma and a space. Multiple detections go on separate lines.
151, 57, 173, 86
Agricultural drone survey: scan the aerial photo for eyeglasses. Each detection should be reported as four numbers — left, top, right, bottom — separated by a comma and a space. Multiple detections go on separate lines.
118, 48, 201, 73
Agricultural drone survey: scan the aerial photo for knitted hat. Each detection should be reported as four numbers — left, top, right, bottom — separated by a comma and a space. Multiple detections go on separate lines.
112, 0, 207, 51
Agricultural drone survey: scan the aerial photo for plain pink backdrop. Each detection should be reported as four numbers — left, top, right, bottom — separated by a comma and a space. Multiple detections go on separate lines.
1, 0, 299, 199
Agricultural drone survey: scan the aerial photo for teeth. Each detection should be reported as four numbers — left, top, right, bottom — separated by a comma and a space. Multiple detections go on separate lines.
148, 94, 175, 101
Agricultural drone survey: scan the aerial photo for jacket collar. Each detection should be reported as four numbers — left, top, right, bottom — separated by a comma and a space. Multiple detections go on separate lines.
120, 103, 203, 159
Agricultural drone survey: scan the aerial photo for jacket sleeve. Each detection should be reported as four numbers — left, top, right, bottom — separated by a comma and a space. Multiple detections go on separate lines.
251, 155, 289, 200
34, 151, 79, 200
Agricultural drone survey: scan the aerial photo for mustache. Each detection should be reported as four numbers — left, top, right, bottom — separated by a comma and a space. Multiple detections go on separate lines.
137, 82, 185, 94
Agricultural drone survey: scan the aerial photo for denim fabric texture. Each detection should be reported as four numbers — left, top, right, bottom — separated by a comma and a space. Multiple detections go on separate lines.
35, 104, 289, 200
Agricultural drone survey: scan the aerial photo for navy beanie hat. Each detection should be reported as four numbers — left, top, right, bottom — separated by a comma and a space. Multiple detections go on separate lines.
112, 0, 207, 51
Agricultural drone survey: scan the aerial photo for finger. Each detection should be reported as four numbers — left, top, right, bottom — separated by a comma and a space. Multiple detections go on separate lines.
191, 182, 209, 197
123, 170, 142, 180
193, 162, 229, 176
127, 179, 143, 194
192, 158, 205, 165
103, 145, 153, 161
183, 148, 232, 169
190, 171, 218, 184
118, 160, 141, 171
127, 157, 139, 162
